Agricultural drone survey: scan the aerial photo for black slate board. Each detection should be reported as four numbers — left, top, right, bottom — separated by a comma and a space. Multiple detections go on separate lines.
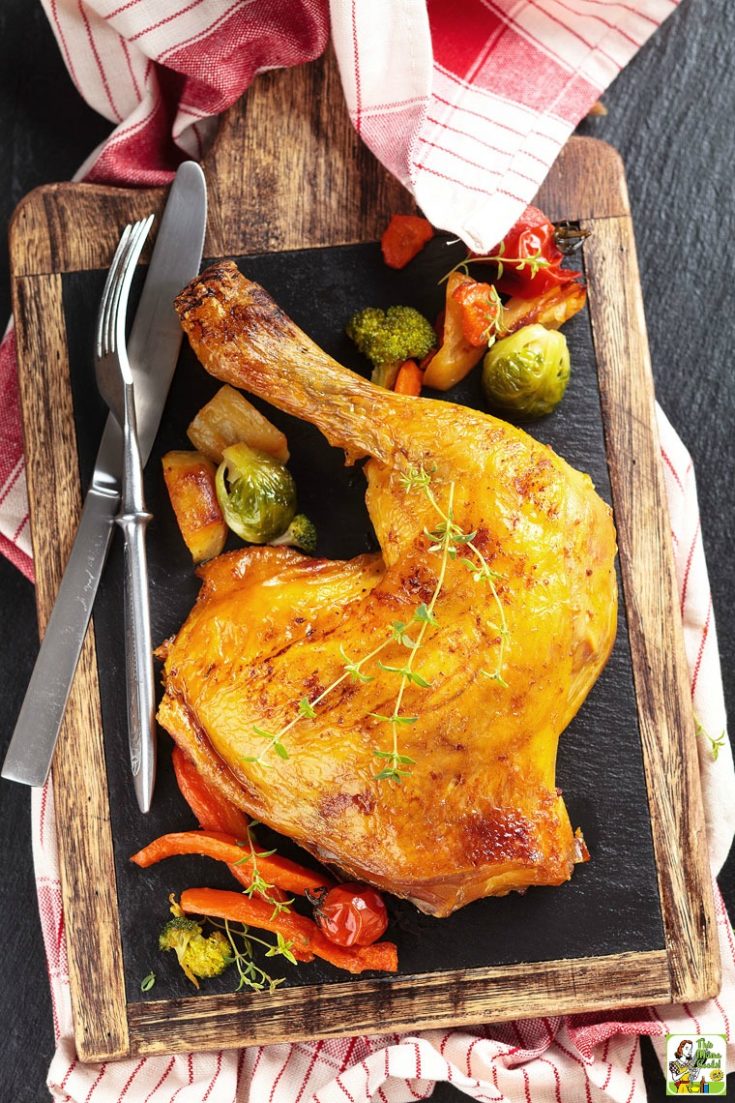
62, 240, 664, 1005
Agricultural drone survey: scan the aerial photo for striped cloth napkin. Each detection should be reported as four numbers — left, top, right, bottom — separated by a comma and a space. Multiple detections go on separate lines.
2, 1, 731, 1099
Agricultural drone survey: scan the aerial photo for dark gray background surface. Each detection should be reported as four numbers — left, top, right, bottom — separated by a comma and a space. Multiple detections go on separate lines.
0, 1, 732, 1100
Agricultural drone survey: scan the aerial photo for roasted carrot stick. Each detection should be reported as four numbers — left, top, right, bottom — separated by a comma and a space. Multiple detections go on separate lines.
130, 826, 279, 897
393, 360, 422, 396
171, 746, 250, 837
181, 888, 398, 974
131, 830, 333, 896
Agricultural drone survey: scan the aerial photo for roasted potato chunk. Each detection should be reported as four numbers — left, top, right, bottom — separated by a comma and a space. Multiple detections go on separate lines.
162, 451, 227, 562
187, 385, 289, 464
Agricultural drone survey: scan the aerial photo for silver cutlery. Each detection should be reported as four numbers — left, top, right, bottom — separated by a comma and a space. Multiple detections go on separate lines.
2, 161, 207, 796
94, 217, 156, 812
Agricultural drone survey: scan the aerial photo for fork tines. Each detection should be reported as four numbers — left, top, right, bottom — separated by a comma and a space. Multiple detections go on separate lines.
95, 216, 155, 364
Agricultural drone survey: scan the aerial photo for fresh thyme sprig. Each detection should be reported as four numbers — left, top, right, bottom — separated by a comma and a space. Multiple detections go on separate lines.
209, 917, 296, 993
694, 717, 727, 762
372, 481, 455, 783
408, 466, 510, 688
481, 285, 506, 348
246, 465, 510, 778
709, 732, 727, 761
234, 822, 294, 917
245, 636, 393, 766
439, 241, 550, 286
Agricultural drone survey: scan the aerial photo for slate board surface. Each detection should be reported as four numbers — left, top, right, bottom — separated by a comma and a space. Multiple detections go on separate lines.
63, 239, 663, 1005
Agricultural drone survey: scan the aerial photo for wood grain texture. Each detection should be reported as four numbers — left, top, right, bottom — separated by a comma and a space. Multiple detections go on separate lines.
7, 50, 718, 1062
127, 950, 670, 1057
12, 274, 129, 1061
583, 218, 720, 1002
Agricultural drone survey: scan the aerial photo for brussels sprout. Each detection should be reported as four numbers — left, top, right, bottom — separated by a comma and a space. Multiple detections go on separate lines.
481, 324, 570, 419
215, 442, 297, 543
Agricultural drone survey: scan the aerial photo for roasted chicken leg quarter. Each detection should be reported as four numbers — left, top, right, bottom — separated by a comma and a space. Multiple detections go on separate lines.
160, 260, 618, 917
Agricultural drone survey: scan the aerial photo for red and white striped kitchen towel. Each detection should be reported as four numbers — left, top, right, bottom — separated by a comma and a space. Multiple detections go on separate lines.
3, 0, 732, 1099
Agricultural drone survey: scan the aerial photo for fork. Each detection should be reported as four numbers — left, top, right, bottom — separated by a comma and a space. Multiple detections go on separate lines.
94, 216, 156, 813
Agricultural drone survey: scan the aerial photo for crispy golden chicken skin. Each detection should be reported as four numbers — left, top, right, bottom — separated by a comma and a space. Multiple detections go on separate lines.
159, 261, 618, 917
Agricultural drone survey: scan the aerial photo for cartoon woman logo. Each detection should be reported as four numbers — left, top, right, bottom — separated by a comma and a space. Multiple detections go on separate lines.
668, 1040, 703, 1093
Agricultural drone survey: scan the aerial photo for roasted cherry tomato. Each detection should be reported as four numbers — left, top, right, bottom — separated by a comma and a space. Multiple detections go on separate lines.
309, 883, 388, 947
491, 205, 580, 299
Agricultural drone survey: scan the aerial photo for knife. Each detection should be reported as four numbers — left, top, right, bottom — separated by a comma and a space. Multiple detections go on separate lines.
2, 161, 207, 796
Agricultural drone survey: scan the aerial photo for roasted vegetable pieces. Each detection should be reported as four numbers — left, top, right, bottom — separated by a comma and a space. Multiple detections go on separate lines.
380, 214, 433, 269
393, 360, 422, 396
188, 384, 289, 464
134, 755, 397, 985
489, 204, 581, 298
162, 451, 227, 563
451, 278, 504, 348
134, 836, 396, 981
346, 305, 437, 387
502, 281, 587, 334
422, 271, 487, 390
180, 888, 398, 974
171, 745, 251, 837
131, 830, 333, 897
158, 915, 231, 988
269, 513, 318, 554
215, 442, 297, 544
308, 883, 388, 947
419, 207, 586, 402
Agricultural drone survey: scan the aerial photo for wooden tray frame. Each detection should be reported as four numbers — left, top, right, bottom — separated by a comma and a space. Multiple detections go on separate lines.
9, 53, 720, 1063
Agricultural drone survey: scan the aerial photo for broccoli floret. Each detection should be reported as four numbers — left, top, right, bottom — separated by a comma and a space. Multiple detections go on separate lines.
346, 306, 436, 385
159, 917, 231, 988
269, 513, 318, 555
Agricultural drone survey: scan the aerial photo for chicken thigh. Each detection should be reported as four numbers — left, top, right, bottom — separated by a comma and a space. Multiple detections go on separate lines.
159, 260, 618, 917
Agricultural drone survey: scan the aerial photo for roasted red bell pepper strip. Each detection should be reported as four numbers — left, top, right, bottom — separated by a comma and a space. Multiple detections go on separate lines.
171, 746, 250, 838
181, 888, 398, 974
381, 214, 433, 269
130, 830, 333, 897
393, 360, 422, 396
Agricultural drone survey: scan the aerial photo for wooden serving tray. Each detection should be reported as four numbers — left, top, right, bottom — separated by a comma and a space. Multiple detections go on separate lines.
10, 52, 719, 1063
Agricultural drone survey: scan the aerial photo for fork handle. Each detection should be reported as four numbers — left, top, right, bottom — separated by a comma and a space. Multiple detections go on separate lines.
116, 382, 156, 813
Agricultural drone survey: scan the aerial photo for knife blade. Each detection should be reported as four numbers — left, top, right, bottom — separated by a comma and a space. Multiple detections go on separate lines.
2, 160, 207, 790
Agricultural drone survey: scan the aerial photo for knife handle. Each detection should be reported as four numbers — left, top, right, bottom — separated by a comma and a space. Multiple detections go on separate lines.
1, 483, 118, 787
117, 383, 156, 814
